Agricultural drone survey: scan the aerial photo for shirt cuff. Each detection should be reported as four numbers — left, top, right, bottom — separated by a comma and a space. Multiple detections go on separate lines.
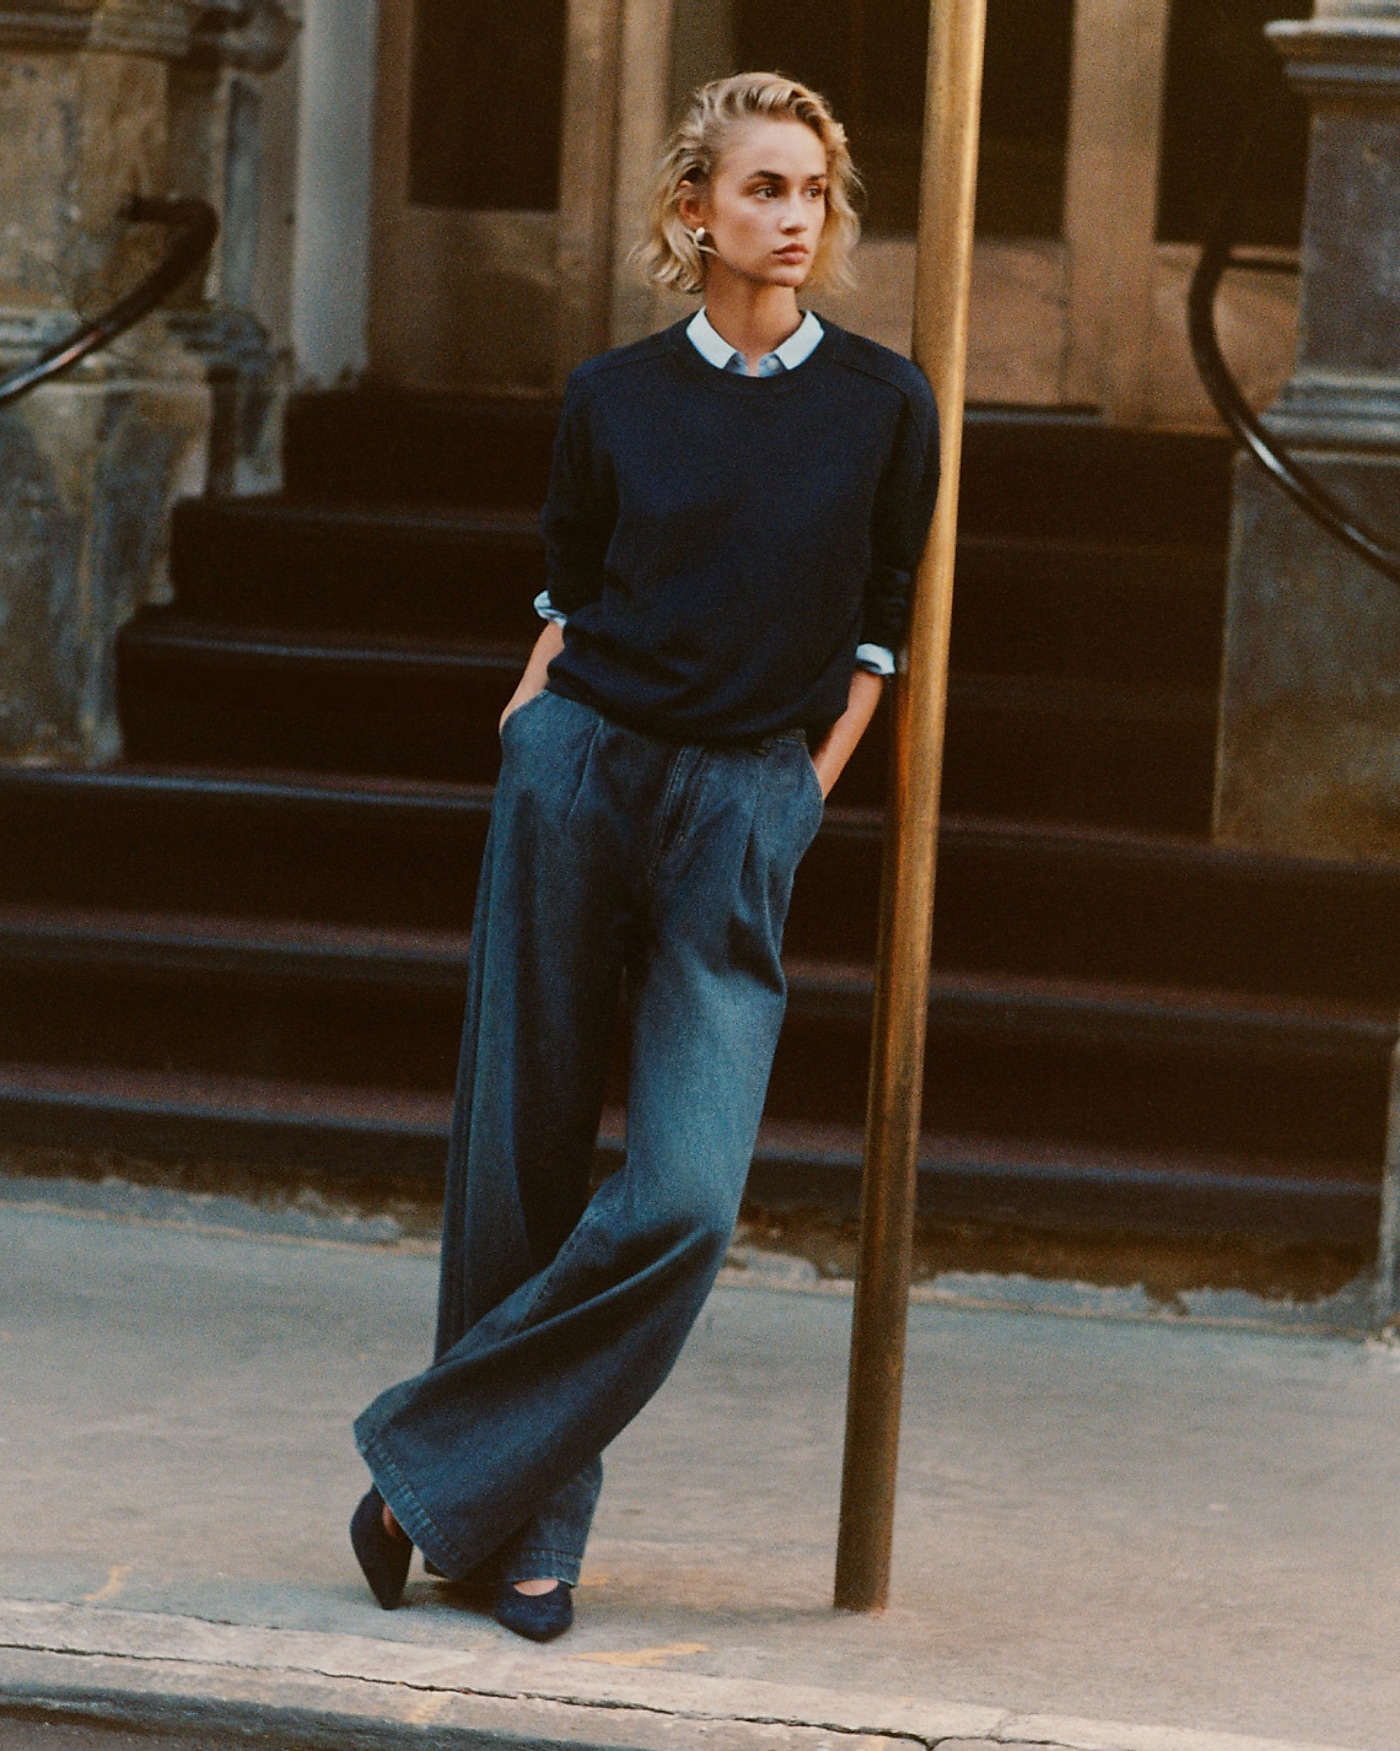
855, 643, 896, 677
534, 590, 568, 626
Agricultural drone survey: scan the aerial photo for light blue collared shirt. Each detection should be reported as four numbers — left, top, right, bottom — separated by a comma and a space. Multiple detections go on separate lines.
536, 306, 896, 679
684, 305, 826, 376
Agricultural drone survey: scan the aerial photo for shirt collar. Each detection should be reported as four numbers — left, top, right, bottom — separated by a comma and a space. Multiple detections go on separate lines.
686, 307, 825, 376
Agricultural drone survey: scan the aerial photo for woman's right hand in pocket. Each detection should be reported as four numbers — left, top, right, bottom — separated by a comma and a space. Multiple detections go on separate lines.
500, 622, 565, 733
499, 682, 544, 733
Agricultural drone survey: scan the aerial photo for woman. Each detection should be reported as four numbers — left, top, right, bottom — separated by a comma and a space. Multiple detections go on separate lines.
350, 70, 940, 1642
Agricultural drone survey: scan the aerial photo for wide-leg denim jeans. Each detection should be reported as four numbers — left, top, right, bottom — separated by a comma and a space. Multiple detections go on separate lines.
354, 689, 824, 1585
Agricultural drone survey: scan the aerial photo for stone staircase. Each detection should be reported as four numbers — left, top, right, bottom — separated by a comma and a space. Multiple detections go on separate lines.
2, 392, 1397, 1249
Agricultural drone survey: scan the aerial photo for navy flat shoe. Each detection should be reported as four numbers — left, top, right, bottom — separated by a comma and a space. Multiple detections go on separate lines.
492, 1580, 574, 1641
350, 1485, 412, 1610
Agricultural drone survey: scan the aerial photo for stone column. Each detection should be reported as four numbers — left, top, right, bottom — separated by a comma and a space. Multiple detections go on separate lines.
608, 0, 678, 350
556, 0, 625, 383
1062, 0, 1173, 423
0, 0, 208, 765
166, 0, 298, 493
1214, 1, 1400, 859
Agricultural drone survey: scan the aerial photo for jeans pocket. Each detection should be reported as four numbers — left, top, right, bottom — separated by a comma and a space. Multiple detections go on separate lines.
500, 687, 553, 739
775, 740, 825, 867
800, 746, 826, 816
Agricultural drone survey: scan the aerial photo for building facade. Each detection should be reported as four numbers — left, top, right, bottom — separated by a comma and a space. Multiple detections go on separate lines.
0, 0, 1317, 765
320, 0, 1307, 425
5, 4, 1400, 1315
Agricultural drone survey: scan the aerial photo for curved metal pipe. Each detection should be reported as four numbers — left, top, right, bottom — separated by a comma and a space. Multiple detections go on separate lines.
1187, 92, 1400, 587
0, 196, 219, 409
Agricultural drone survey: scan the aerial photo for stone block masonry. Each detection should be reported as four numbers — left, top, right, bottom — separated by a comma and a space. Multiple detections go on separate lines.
1215, 2, 1400, 861
0, 1, 295, 764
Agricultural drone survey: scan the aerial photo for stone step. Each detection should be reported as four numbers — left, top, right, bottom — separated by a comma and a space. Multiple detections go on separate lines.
0, 1060, 1377, 1242
167, 498, 1224, 694
4, 767, 1400, 1006
949, 534, 1224, 690
283, 388, 561, 509
113, 614, 1217, 830
0, 906, 1389, 1179
282, 392, 1233, 547
169, 499, 546, 643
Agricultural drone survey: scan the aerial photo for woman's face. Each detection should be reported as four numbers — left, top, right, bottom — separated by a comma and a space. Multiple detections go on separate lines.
681, 117, 829, 290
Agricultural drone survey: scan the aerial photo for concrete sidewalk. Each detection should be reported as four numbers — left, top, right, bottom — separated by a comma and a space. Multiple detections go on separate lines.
2, 1187, 1398, 1750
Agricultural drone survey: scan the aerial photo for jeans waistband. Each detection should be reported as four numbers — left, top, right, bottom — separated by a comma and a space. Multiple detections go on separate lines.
546, 686, 808, 755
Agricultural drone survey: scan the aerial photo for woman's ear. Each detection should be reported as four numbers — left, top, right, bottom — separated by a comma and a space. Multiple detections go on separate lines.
676, 181, 705, 234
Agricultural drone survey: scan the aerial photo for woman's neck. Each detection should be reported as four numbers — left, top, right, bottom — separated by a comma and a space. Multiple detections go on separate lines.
700, 272, 805, 374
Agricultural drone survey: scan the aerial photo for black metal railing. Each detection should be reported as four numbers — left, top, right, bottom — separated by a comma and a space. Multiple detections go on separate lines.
0, 196, 219, 409
1188, 90, 1400, 586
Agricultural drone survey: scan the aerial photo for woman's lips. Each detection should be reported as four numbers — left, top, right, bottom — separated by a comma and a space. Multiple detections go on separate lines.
775, 246, 809, 260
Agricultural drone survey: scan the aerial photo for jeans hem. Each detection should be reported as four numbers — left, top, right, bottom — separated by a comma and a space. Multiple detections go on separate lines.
501, 1547, 584, 1587
357, 1435, 468, 1580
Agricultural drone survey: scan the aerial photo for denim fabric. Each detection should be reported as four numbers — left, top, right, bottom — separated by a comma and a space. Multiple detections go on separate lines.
354, 689, 824, 1584
475, 1456, 604, 1588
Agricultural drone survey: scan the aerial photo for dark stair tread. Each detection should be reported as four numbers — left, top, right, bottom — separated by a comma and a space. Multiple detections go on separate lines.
0, 760, 496, 811
783, 958, 1395, 1058
168, 498, 548, 640
280, 393, 1234, 543
942, 808, 1400, 890
177, 497, 542, 538
283, 388, 561, 508
121, 616, 528, 669
0, 904, 470, 985
121, 617, 1215, 721
7, 769, 1400, 1003
0, 1062, 1370, 1193
0, 1063, 1373, 1238
953, 414, 1233, 544
169, 497, 1223, 690
0, 1059, 451, 1178
8, 759, 1400, 905
2, 903, 1389, 1062
169, 506, 1225, 689
730, 1117, 1379, 1240
0, 1059, 448, 1130
956, 529, 1225, 572
953, 672, 1215, 725
178, 505, 1221, 567
5, 757, 1400, 924
114, 620, 1217, 826
731, 1114, 1375, 1194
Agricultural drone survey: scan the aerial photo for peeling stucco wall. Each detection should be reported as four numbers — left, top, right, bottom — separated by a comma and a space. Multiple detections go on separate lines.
0, 377, 206, 762
0, 3, 296, 765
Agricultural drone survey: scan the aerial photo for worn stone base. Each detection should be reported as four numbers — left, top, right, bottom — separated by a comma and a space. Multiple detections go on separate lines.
1215, 448, 1400, 861
0, 371, 208, 764
0, 1602, 1366, 1751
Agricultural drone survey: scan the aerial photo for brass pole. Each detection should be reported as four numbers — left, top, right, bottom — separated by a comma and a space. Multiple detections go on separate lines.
834, 0, 986, 1613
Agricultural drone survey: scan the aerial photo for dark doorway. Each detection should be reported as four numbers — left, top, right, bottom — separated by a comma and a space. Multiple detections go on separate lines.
1155, 0, 1311, 247
733, 0, 1075, 236
408, 0, 567, 211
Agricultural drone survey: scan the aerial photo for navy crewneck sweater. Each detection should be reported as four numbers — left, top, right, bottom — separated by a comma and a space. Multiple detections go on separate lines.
541, 316, 940, 744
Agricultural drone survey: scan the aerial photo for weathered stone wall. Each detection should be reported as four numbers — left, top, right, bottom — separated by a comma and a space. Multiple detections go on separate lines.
0, 377, 206, 762
1214, 1, 1400, 861
0, 0, 296, 766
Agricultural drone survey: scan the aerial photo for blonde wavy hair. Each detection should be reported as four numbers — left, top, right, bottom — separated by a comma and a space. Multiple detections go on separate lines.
635, 72, 862, 297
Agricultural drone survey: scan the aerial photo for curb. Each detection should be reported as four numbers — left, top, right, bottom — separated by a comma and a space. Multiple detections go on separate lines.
0, 1600, 1364, 1751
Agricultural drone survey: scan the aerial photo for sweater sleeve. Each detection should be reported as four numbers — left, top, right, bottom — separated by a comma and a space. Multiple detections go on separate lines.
539, 374, 617, 617
861, 379, 941, 656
